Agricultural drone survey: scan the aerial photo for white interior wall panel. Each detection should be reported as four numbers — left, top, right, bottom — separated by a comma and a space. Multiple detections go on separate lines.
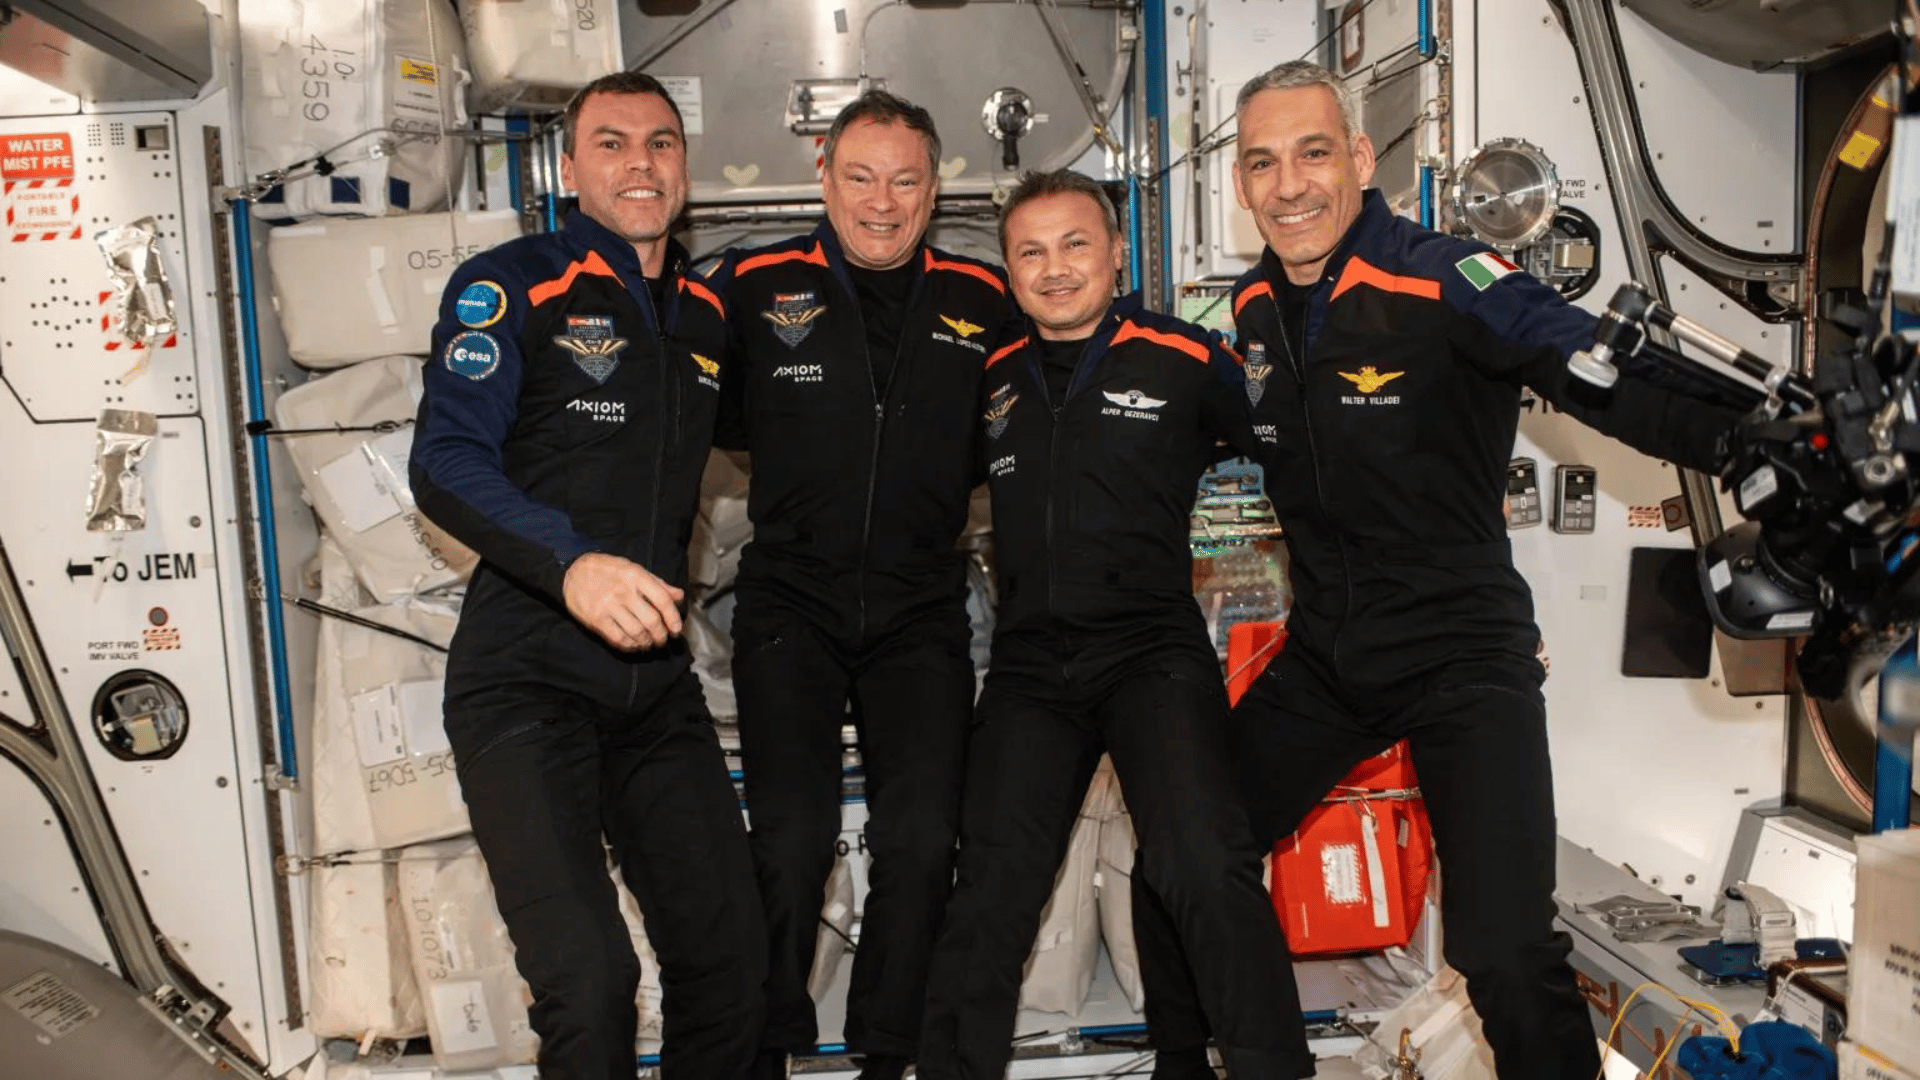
0, 112, 198, 420
1190, 0, 1324, 278
0, 410, 276, 1048
0, 90, 314, 1070
1609, 6, 1798, 256
0, 764, 118, 973
1467, 0, 1797, 909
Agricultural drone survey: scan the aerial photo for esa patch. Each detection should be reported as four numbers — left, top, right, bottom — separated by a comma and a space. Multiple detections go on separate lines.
455, 280, 509, 328
445, 331, 503, 380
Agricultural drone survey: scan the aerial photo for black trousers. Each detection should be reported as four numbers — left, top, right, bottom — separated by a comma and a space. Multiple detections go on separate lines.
1134, 644, 1602, 1079
732, 604, 974, 1057
918, 641, 1309, 1080
446, 669, 766, 1080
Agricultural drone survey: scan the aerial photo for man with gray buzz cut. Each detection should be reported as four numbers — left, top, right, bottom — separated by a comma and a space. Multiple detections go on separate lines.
1132, 59, 1751, 1079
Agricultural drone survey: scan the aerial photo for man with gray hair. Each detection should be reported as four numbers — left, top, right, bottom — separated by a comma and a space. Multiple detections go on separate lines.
1132, 60, 1751, 1078
710, 90, 1017, 1080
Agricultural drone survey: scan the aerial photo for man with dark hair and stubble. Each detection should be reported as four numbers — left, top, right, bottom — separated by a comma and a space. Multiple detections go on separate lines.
1131, 60, 1751, 1079
916, 168, 1306, 1080
709, 91, 1017, 1080
411, 71, 765, 1080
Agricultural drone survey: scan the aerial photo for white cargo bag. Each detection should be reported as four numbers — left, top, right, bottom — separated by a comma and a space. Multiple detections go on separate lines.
399, 839, 667, 1065
277, 356, 477, 600
240, 0, 469, 220
1089, 759, 1145, 1011
268, 210, 523, 366
306, 860, 428, 1041
311, 542, 467, 853
808, 859, 858, 1002
398, 839, 539, 1071
1849, 828, 1920, 1070
687, 450, 751, 719
1018, 763, 1107, 1016
613, 879, 667, 1040
1350, 966, 1496, 1080
462, 0, 624, 114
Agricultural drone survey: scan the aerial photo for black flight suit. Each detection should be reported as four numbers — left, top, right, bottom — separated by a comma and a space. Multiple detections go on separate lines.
411, 210, 766, 1080
1133, 190, 1744, 1079
710, 222, 1017, 1058
918, 294, 1309, 1080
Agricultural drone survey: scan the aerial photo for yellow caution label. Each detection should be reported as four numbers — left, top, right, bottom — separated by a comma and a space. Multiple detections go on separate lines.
1839, 130, 1882, 170
399, 59, 438, 86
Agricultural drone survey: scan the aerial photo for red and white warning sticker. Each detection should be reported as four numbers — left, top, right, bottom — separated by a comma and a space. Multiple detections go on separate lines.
2, 132, 81, 242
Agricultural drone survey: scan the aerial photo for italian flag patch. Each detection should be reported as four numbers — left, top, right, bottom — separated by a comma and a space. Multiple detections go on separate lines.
1456, 251, 1519, 291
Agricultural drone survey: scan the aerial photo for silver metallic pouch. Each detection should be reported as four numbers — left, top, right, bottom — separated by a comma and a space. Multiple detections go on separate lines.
87, 409, 159, 532
96, 217, 177, 382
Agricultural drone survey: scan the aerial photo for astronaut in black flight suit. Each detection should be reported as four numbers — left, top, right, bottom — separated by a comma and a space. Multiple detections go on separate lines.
410, 73, 764, 1080
709, 91, 1017, 1080
916, 169, 1307, 1080
1133, 61, 1748, 1080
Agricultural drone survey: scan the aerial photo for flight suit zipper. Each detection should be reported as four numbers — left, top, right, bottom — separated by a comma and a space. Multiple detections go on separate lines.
1268, 284, 1352, 670
851, 265, 925, 642
1031, 327, 1099, 672
634, 272, 672, 707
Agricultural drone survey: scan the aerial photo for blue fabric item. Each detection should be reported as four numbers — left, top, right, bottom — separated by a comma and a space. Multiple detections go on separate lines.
388, 176, 410, 210
1796, 938, 1845, 960
329, 176, 361, 205
1677, 940, 1767, 981
1674, 1020, 1836, 1080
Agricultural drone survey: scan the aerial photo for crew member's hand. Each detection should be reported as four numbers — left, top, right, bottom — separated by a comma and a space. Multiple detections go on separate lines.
562, 552, 685, 652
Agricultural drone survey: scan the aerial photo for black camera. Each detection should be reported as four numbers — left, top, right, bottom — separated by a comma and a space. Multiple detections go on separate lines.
1573, 281, 1920, 697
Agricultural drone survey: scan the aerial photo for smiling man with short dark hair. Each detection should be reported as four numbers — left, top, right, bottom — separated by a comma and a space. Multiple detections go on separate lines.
411, 70, 765, 1080
916, 169, 1305, 1080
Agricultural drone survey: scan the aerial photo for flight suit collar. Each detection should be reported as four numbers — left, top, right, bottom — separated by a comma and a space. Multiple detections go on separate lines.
561, 209, 693, 334
1257, 187, 1391, 295
812, 218, 929, 303
1018, 290, 1143, 401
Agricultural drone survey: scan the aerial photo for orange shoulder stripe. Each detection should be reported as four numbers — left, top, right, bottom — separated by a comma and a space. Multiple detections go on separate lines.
1331, 256, 1440, 302
528, 250, 622, 307
735, 243, 829, 277
1110, 320, 1209, 363
924, 250, 1007, 294
986, 336, 1028, 369
1233, 280, 1274, 319
679, 277, 725, 318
